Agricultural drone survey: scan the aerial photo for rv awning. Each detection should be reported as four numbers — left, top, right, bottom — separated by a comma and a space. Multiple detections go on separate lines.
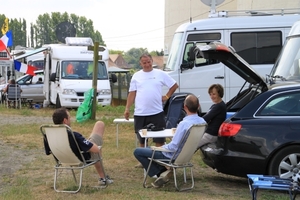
14, 47, 48, 60
108, 66, 129, 73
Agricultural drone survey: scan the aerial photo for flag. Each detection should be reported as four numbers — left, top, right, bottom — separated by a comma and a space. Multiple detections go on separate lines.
1, 18, 9, 35
0, 30, 13, 47
14, 60, 37, 76
0, 40, 6, 51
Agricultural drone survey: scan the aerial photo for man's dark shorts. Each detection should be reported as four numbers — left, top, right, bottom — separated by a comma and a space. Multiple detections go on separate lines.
134, 111, 166, 144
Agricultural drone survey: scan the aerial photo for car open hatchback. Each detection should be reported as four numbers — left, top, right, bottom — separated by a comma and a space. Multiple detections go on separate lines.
195, 38, 300, 180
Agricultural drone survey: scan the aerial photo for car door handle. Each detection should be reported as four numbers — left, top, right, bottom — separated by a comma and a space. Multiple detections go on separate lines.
215, 76, 224, 79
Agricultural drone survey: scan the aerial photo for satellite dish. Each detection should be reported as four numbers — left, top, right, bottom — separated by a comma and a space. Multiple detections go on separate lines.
55, 21, 76, 43
201, 0, 225, 6
201, 0, 225, 16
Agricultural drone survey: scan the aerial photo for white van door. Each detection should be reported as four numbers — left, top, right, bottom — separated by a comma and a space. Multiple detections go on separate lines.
178, 33, 226, 112
179, 61, 225, 112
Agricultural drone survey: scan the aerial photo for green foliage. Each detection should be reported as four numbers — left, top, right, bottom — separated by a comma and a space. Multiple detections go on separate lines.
33, 12, 106, 47
109, 50, 124, 55
123, 47, 148, 69
149, 49, 164, 56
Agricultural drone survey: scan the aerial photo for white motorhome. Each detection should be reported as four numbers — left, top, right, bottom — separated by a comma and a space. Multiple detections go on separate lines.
15, 37, 115, 108
163, 4, 300, 112
269, 20, 300, 84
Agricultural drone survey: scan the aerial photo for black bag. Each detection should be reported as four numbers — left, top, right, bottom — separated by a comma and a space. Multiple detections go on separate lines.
144, 123, 165, 131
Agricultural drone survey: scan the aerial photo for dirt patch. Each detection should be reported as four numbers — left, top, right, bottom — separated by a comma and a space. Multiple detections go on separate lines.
0, 115, 52, 126
0, 115, 52, 194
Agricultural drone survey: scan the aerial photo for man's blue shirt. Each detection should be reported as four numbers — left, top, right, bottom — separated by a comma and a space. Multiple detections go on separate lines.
162, 114, 206, 158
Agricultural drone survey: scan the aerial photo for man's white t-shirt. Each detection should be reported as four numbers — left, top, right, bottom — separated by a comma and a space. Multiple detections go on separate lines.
129, 68, 176, 116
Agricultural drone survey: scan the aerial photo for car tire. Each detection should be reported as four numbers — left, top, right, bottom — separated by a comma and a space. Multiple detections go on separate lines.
56, 95, 61, 109
268, 145, 300, 181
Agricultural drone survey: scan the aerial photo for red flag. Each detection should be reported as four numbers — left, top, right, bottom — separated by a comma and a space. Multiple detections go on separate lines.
26, 64, 37, 76
0, 40, 6, 51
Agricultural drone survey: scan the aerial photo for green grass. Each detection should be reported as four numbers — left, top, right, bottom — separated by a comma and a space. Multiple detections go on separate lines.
0, 104, 292, 200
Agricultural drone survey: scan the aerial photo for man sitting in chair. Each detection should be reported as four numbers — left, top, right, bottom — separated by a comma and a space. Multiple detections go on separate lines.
134, 94, 206, 188
46, 108, 113, 186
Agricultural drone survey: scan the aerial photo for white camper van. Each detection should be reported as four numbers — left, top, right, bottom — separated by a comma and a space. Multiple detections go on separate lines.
15, 37, 114, 108
269, 20, 300, 84
163, 5, 300, 112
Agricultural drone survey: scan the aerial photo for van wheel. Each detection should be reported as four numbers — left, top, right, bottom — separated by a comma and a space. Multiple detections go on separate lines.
56, 95, 61, 108
268, 146, 300, 181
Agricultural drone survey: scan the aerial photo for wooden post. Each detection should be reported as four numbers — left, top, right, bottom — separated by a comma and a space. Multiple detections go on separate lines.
88, 42, 99, 120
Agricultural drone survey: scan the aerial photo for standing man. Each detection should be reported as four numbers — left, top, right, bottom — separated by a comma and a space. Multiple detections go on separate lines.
124, 53, 178, 156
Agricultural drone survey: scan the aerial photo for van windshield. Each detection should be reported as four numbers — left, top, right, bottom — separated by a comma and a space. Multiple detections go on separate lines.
270, 36, 300, 83
165, 32, 184, 71
61, 61, 108, 80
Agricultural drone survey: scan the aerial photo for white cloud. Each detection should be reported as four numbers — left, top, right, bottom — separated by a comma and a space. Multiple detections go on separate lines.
1, 0, 165, 51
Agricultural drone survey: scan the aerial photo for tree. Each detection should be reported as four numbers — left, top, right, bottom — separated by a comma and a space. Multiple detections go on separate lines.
30, 23, 34, 47
33, 12, 106, 47
109, 50, 124, 55
123, 48, 148, 69
35, 13, 52, 47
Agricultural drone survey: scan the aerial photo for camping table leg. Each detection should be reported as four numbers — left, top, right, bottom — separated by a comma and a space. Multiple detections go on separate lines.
21, 98, 27, 107
116, 123, 119, 147
27, 99, 33, 108
113, 118, 134, 148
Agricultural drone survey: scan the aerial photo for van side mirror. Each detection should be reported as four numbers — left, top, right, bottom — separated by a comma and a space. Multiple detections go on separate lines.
180, 62, 194, 71
110, 73, 117, 83
180, 46, 196, 72
50, 73, 57, 82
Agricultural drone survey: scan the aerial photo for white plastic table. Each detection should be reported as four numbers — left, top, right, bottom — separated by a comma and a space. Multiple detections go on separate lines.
138, 129, 175, 147
138, 128, 175, 176
113, 118, 134, 148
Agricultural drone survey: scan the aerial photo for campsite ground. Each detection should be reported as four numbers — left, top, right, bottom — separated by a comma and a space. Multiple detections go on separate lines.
0, 107, 289, 200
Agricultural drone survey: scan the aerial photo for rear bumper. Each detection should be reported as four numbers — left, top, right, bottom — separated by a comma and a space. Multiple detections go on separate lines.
200, 144, 267, 178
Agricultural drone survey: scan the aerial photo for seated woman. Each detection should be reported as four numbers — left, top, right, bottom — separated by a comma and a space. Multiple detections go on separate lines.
198, 83, 226, 148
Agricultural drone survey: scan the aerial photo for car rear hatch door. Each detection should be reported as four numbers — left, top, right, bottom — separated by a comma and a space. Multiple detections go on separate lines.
194, 41, 268, 89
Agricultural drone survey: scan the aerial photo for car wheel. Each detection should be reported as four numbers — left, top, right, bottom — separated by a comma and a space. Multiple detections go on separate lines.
268, 146, 300, 181
56, 95, 61, 108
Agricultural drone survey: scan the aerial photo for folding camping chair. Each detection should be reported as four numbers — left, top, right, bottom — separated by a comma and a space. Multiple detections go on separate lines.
163, 93, 190, 129
40, 124, 107, 193
6, 85, 22, 108
143, 123, 207, 191
247, 174, 300, 200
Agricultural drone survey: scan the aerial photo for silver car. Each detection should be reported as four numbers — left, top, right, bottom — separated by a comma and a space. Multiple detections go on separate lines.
1, 70, 44, 103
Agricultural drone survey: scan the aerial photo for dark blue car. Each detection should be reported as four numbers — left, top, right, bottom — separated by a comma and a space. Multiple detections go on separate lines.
195, 39, 300, 180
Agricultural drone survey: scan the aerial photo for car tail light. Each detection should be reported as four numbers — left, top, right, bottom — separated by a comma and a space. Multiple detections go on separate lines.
218, 122, 241, 137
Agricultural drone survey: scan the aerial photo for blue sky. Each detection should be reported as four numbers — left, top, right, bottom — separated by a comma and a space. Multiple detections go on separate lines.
1, 0, 165, 52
